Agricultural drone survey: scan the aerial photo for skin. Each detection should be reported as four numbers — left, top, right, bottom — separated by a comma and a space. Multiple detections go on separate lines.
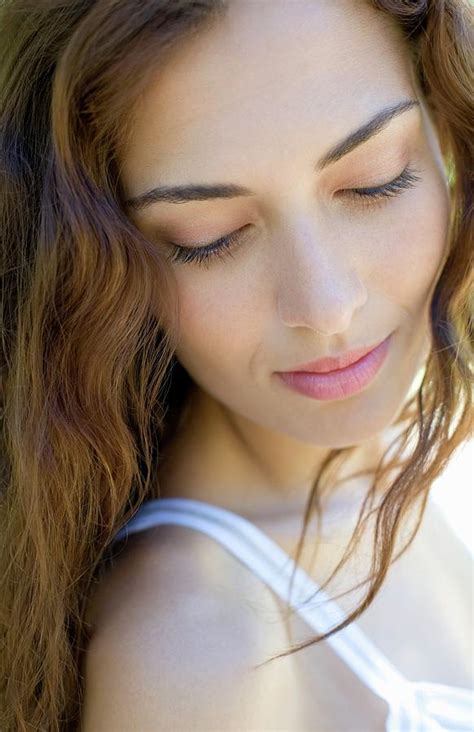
119, 0, 450, 526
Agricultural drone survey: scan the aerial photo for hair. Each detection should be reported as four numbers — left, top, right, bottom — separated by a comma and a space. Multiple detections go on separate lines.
0, 0, 472, 729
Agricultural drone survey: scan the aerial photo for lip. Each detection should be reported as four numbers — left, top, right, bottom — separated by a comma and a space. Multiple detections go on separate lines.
275, 332, 393, 401
283, 337, 389, 373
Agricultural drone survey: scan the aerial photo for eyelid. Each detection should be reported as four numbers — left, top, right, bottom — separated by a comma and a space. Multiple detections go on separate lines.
345, 165, 422, 200
337, 159, 409, 189
168, 223, 250, 250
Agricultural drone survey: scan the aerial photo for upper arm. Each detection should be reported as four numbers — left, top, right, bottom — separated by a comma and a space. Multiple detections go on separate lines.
80, 526, 290, 731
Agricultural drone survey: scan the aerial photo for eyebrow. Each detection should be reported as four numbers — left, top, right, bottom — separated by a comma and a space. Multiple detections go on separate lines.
124, 98, 420, 211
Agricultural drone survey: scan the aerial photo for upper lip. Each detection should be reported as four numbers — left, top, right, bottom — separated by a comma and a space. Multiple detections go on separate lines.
279, 336, 388, 374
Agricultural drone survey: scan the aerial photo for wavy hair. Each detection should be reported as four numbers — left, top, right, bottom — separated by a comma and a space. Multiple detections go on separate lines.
0, 0, 472, 729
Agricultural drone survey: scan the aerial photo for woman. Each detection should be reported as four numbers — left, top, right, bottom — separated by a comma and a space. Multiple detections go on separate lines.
0, 0, 472, 730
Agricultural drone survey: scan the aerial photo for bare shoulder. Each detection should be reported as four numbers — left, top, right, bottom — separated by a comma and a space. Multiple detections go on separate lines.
80, 523, 295, 731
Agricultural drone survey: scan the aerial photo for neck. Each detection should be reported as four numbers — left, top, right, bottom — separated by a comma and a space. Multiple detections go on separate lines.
157, 385, 391, 530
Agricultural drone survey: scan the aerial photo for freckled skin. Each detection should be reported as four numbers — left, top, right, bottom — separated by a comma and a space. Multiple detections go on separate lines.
120, 0, 450, 516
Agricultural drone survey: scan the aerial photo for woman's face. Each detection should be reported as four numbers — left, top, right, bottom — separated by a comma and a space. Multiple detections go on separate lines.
120, 0, 450, 449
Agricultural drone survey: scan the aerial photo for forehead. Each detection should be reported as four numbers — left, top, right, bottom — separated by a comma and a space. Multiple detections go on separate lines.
121, 0, 415, 196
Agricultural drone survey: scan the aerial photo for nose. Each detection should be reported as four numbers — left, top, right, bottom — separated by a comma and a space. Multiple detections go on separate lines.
275, 228, 368, 335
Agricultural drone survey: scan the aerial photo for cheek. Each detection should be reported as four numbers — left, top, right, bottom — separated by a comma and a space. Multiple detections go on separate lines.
367, 174, 450, 309
173, 273, 258, 381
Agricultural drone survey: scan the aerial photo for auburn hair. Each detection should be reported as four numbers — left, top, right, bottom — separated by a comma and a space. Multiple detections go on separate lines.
0, 0, 472, 729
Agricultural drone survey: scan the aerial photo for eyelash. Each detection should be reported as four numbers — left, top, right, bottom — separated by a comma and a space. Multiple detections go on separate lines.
167, 165, 422, 268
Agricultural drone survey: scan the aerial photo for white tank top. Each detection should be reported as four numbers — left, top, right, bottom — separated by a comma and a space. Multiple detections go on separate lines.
111, 497, 473, 732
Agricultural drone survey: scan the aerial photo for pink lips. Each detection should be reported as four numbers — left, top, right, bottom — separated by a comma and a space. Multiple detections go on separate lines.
275, 333, 393, 401
286, 340, 385, 373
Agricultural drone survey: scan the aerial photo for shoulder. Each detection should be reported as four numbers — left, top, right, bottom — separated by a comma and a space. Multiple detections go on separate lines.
80, 523, 292, 730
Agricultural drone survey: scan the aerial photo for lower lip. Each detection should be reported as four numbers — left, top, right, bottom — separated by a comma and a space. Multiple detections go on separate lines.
275, 333, 393, 401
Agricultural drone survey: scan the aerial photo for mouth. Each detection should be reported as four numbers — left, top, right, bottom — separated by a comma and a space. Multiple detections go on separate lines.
280, 336, 391, 374
274, 332, 394, 401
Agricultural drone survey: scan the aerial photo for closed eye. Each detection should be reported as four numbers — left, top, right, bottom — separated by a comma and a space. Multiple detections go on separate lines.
166, 164, 422, 268
342, 166, 422, 203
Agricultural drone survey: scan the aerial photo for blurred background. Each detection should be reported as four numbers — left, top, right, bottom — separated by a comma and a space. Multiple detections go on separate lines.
430, 437, 473, 557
